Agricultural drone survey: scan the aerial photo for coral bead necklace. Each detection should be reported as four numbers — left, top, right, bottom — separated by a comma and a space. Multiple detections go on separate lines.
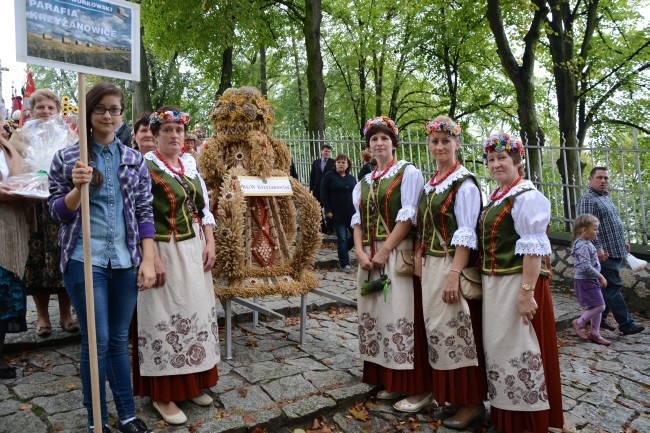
429, 161, 460, 187
490, 176, 522, 201
155, 149, 185, 176
371, 157, 397, 181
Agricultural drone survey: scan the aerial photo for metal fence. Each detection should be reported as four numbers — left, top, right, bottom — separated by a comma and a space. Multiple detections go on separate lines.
279, 128, 649, 245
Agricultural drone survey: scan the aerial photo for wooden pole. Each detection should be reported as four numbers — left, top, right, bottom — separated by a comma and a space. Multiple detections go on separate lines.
77, 73, 102, 433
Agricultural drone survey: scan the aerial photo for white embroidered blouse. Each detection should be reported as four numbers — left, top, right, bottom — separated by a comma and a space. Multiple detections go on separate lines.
350, 160, 424, 228
423, 166, 481, 250
144, 151, 216, 228
488, 179, 552, 256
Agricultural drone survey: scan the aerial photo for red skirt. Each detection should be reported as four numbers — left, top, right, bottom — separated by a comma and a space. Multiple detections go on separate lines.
490, 276, 564, 433
130, 313, 219, 402
431, 299, 487, 406
362, 276, 432, 394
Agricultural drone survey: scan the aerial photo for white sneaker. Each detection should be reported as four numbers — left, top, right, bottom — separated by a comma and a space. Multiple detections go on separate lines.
343, 265, 352, 270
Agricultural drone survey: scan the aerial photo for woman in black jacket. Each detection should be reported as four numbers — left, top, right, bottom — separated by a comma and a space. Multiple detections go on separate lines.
321, 154, 357, 269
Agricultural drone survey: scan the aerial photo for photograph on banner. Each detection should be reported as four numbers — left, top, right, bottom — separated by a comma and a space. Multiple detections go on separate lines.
14, 0, 140, 81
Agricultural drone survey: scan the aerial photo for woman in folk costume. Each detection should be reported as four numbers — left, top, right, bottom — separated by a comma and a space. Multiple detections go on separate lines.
0, 137, 30, 380
9, 88, 79, 337
352, 116, 431, 413
480, 133, 563, 433
132, 107, 220, 426
416, 116, 487, 429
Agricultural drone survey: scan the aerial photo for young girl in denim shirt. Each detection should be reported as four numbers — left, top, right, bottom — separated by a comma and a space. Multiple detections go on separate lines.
48, 82, 155, 433
571, 214, 610, 346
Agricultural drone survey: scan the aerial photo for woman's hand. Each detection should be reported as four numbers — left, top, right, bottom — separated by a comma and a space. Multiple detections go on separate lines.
357, 250, 373, 271
371, 247, 390, 269
517, 290, 538, 324
203, 239, 216, 272
442, 271, 461, 304
72, 161, 93, 190
414, 255, 422, 277
138, 257, 156, 291
598, 274, 607, 288
0, 184, 19, 202
153, 249, 167, 288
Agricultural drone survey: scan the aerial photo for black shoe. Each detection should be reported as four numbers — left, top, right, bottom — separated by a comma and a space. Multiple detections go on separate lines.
600, 321, 616, 331
0, 365, 16, 379
117, 419, 151, 433
620, 324, 645, 336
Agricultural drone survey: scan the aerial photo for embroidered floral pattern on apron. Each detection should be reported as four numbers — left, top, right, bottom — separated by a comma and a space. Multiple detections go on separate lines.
358, 312, 415, 365
486, 350, 547, 406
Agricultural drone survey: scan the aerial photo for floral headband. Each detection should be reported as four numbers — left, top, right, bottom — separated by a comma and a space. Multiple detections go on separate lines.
149, 109, 191, 126
424, 120, 462, 137
482, 133, 525, 159
2, 119, 16, 135
363, 116, 399, 138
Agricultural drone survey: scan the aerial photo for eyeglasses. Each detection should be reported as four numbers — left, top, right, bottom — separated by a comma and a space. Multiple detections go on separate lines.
92, 106, 123, 116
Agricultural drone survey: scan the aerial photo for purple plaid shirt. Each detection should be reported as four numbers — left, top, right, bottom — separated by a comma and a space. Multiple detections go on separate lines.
576, 187, 628, 259
48, 143, 155, 272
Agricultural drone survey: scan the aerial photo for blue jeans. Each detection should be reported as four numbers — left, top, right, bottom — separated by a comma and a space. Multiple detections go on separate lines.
600, 257, 635, 330
63, 260, 138, 426
333, 222, 353, 267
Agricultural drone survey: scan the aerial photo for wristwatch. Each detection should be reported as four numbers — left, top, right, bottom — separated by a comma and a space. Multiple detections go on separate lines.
521, 283, 534, 292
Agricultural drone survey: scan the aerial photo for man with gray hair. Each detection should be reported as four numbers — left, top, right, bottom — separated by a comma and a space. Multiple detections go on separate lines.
576, 167, 644, 336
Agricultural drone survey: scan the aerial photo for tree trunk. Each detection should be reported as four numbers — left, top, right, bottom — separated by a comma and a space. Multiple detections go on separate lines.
259, 46, 267, 96
486, 0, 545, 184
291, 32, 308, 132
303, 0, 326, 157
372, 42, 386, 117
358, 52, 367, 137
546, 0, 598, 228
132, 27, 152, 119
217, 46, 233, 99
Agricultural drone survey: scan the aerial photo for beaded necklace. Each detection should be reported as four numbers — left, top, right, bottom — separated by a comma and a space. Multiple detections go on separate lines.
155, 150, 185, 176
371, 157, 397, 181
429, 161, 460, 187
490, 176, 522, 201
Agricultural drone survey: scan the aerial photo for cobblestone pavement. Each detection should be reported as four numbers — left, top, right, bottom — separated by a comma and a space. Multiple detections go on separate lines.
1, 244, 648, 433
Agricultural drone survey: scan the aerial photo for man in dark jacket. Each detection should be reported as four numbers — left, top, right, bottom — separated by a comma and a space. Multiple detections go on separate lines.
309, 144, 335, 233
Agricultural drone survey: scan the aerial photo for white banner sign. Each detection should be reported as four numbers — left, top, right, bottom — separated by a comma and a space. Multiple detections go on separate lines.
238, 176, 293, 196
14, 0, 141, 81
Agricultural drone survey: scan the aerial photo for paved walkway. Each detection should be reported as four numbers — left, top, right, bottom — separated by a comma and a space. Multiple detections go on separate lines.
1, 244, 648, 433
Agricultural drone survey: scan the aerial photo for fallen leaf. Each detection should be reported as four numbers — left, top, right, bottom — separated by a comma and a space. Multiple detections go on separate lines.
52, 425, 64, 432
251, 427, 268, 433
187, 420, 204, 433
245, 339, 259, 347
213, 410, 230, 419
18, 404, 32, 410
348, 402, 369, 422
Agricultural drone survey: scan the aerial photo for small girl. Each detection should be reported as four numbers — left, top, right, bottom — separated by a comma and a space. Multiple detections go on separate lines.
571, 214, 610, 346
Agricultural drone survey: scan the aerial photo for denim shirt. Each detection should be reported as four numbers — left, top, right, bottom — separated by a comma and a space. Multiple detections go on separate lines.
70, 140, 131, 268
48, 140, 155, 272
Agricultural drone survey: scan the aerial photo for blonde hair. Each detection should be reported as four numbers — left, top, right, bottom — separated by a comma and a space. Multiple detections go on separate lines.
29, 89, 61, 112
428, 114, 462, 161
573, 214, 599, 239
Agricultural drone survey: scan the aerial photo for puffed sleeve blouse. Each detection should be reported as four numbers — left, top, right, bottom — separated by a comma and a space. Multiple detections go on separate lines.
350, 161, 424, 228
